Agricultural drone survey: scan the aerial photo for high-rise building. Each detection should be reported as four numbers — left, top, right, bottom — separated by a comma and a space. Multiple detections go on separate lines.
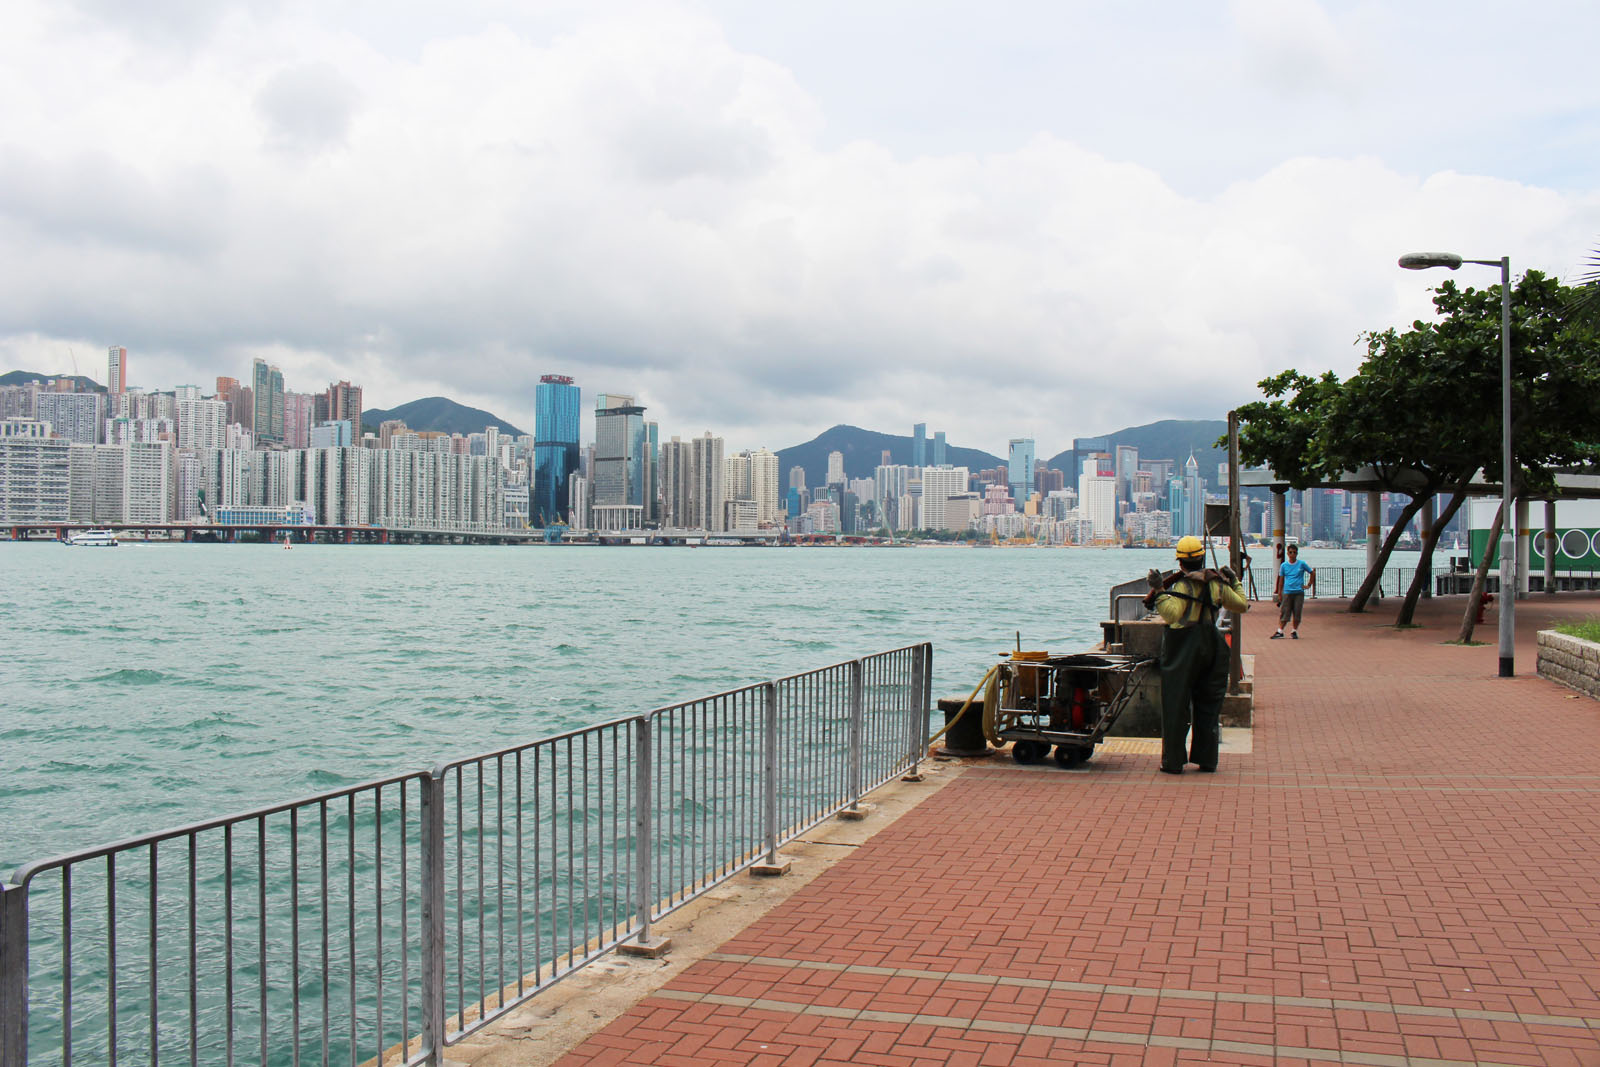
251, 360, 285, 445
36, 392, 105, 445
1079, 459, 1116, 541
659, 437, 693, 528
1115, 445, 1139, 505
592, 394, 646, 529
177, 397, 227, 451
932, 431, 947, 467
318, 381, 364, 436
826, 450, 845, 486
913, 423, 927, 468
1182, 452, 1205, 538
282, 392, 315, 449
107, 347, 128, 395
748, 448, 779, 525
919, 466, 970, 531
1007, 439, 1035, 502
533, 375, 581, 525
690, 432, 725, 532
789, 465, 806, 491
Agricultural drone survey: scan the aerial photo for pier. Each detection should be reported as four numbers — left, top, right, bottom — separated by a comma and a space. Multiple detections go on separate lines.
467, 594, 1600, 1066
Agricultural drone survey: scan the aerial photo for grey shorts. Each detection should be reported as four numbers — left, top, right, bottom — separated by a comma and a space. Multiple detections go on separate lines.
1279, 591, 1305, 626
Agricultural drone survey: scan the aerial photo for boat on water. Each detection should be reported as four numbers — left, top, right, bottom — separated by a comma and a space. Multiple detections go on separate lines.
63, 529, 119, 547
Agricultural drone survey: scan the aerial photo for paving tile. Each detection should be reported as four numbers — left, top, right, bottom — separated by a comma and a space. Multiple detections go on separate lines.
548, 596, 1600, 1066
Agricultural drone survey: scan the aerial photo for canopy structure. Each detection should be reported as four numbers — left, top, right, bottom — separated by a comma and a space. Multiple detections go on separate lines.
1238, 467, 1600, 597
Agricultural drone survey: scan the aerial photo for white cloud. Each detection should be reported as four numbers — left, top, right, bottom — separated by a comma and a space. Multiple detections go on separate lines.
1, 0, 1598, 458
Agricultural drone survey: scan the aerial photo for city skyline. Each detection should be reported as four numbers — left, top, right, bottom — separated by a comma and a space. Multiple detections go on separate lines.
2, 3, 1596, 456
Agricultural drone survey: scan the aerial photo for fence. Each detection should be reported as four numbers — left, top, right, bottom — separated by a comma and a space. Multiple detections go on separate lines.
1243, 564, 1454, 601
0, 643, 932, 1067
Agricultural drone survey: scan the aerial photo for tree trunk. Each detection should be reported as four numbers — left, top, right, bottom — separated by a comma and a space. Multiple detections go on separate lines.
1457, 501, 1505, 643
1396, 483, 1469, 626
1349, 494, 1428, 613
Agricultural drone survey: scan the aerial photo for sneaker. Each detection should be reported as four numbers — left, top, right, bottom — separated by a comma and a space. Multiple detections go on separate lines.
1270, 631, 1284, 640
1291, 632, 1299, 639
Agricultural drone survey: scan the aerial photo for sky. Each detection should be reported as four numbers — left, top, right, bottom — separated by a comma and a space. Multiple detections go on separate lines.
2, 0, 1597, 457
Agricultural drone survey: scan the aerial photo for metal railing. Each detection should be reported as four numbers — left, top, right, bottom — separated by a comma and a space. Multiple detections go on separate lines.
1244, 564, 1454, 601
0, 644, 932, 1067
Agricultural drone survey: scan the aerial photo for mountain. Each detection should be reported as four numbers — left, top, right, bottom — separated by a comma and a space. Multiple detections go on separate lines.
774, 418, 1229, 489
774, 425, 1005, 486
1044, 419, 1229, 481
361, 396, 527, 438
0, 370, 106, 392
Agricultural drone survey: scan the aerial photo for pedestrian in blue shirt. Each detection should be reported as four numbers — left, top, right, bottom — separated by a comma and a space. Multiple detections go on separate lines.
1273, 544, 1315, 639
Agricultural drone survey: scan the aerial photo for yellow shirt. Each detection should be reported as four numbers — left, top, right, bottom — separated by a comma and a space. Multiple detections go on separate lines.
1154, 573, 1249, 629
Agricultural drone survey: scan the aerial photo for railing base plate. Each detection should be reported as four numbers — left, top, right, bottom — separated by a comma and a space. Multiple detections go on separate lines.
750, 857, 793, 877
901, 771, 926, 782
619, 934, 673, 959
837, 804, 875, 822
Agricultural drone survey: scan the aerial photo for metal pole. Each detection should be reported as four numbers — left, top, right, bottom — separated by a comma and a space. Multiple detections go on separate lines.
633, 716, 654, 943
761, 683, 780, 866
1498, 256, 1515, 677
0, 881, 26, 1067
847, 660, 865, 810
418, 771, 447, 1067
1545, 500, 1557, 593
906, 646, 927, 779
1227, 411, 1243, 693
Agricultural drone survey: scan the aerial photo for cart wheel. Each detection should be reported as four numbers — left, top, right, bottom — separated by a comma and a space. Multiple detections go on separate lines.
1078, 745, 1094, 764
1054, 745, 1085, 768
1012, 741, 1047, 765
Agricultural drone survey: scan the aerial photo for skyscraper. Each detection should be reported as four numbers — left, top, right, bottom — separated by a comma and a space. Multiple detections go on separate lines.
932, 431, 946, 467
1007, 439, 1036, 502
691, 432, 725, 532
1079, 459, 1116, 541
912, 423, 926, 468
592, 393, 646, 529
251, 359, 284, 445
533, 375, 580, 525
107, 346, 128, 395
659, 437, 693, 528
827, 450, 845, 486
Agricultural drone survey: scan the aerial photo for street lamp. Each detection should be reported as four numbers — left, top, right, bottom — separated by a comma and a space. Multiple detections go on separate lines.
1398, 251, 1514, 677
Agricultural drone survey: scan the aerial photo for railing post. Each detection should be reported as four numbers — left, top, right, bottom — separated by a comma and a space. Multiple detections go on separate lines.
0, 881, 26, 1067
904, 646, 929, 780
849, 660, 865, 807
419, 771, 446, 1066
752, 682, 791, 875
621, 716, 670, 956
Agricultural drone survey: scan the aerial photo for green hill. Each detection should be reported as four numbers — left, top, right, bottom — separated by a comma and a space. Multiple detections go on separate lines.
362, 396, 527, 438
0, 370, 106, 392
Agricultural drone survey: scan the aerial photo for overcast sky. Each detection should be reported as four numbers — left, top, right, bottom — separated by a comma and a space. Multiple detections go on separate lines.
3, 0, 1597, 456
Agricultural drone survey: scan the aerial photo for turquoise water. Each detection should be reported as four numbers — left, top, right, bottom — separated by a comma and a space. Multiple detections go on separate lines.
0, 542, 1403, 874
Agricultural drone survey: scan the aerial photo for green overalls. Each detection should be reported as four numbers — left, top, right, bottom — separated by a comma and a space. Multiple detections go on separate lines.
1148, 571, 1245, 772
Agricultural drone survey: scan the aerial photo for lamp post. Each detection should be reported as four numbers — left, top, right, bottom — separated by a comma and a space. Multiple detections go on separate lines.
1398, 251, 1514, 677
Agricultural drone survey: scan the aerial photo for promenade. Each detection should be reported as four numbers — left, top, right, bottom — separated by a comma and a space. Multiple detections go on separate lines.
499, 593, 1600, 1066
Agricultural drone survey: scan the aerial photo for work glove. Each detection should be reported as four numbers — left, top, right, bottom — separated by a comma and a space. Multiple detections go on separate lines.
1220, 565, 1236, 585
1146, 567, 1163, 592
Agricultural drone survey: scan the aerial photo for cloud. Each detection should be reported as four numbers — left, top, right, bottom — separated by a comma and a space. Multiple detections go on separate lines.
1, 0, 1598, 458
256, 62, 362, 155
1228, 0, 1356, 97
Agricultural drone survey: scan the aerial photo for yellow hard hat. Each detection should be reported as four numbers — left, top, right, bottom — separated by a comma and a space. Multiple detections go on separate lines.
1175, 535, 1205, 560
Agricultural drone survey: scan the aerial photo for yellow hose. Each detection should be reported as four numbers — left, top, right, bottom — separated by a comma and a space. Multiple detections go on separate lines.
923, 665, 1000, 749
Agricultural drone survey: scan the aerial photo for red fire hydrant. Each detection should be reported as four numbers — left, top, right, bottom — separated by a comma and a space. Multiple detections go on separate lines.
1476, 591, 1494, 624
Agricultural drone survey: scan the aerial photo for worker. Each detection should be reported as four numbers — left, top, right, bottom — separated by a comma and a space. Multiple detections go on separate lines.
1144, 536, 1249, 775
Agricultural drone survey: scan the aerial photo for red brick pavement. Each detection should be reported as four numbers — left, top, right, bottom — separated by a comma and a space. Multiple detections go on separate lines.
558, 594, 1600, 1066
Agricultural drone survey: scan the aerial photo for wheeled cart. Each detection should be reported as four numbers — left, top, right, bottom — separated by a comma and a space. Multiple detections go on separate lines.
988, 652, 1155, 767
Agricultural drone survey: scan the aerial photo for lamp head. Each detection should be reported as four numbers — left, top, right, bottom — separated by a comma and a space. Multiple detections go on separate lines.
1398, 252, 1463, 271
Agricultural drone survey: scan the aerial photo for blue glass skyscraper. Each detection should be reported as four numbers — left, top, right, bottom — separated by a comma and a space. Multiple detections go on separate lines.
533, 374, 580, 525
913, 423, 926, 467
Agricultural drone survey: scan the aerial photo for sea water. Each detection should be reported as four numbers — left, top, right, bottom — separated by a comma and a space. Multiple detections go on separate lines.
0, 542, 1406, 873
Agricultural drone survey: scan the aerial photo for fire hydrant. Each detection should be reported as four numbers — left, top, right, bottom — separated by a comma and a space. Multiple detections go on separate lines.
1475, 591, 1494, 625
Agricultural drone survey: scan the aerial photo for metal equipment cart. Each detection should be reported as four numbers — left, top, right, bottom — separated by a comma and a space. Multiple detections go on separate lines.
989, 652, 1156, 767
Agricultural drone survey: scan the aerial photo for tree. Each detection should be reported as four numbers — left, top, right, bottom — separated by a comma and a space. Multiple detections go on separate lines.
1238, 269, 1600, 625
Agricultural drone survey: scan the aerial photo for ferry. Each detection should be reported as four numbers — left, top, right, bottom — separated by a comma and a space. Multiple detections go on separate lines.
63, 529, 119, 547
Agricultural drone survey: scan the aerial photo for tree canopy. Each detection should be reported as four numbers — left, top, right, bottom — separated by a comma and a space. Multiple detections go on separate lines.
1239, 268, 1600, 501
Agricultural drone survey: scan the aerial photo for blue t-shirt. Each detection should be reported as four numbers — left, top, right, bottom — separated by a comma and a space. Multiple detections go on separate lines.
1280, 559, 1313, 594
